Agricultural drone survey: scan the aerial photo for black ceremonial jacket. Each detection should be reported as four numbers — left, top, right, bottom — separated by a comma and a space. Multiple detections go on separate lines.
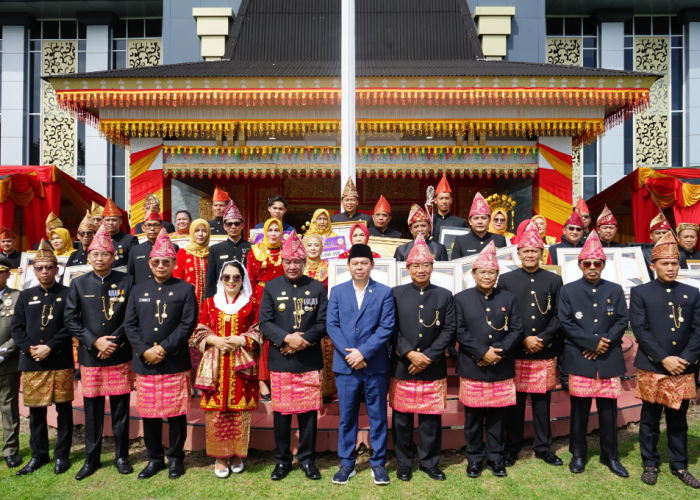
454, 287, 524, 382
330, 211, 373, 227
394, 239, 449, 262
497, 268, 562, 360
258, 275, 328, 373
558, 278, 629, 379
368, 226, 403, 239
65, 270, 134, 367
110, 230, 139, 269
124, 276, 198, 375
630, 279, 700, 375
206, 237, 252, 298
451, 231, 507, 260
10, 283, 73, 372
390, 283, 456, 381
548, 239, 583, 265
432, 212, 467, 244
66, 245, 89, 267
2, 250, 21, 269
641, 243, 688, 278
126, 240, 179, 284
208, 218, 226, 236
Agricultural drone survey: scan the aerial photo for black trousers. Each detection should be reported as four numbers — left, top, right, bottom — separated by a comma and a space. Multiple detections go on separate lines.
83, 394, 131, 465
640, 399, 690, 471
505, 391, 552, 455
463, 406, 507, 462
29, 402, 73, 460
569, 396, 617, 461
391, 410, 442, 468
142, 415, 187, 465
273, 410, 317, 466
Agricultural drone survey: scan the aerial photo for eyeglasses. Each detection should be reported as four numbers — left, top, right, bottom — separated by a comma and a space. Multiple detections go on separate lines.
475, 270, 498, 277
78, 231, 95, 237
222, 274, 242, 283
150, 259, 173, 267
581, 215, 591, 220
409, 263, 433, 270
224, 221, 243, 227
493, 218, 506, 223
566, 226, 583, 232
143, 223, 162, 230
581, 260, 603, 269
89, 252, 112, 259
34, 265, 56, 272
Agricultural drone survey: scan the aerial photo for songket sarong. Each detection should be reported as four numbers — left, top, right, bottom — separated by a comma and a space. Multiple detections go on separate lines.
569, 374, 621, 399
270, 370, 322, 415
320, 336, 337, 398
635, 369, 697, 410
81, 361, 134, 398
459, 377, 516, 408
205, 411, 251, 458
514, 358, 557, 394
389, 377, 447, 415
136, 371, 191, 418
22, 368, 74, 407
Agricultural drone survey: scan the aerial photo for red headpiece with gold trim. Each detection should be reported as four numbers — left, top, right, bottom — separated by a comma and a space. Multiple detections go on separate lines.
406, 233, 434, 265
578, 230, 606, 261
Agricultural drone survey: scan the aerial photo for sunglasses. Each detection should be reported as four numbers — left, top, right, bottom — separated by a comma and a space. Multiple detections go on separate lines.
34, 265, 56, 272
222, 274, 242, 283
581, 215, 591, 219
78, 231, 95, 237
493, 218, 506, 223
566, 226, 583, 232
581, 261, 603, 269
150, 259, 173, 267
224, 221, 243, 228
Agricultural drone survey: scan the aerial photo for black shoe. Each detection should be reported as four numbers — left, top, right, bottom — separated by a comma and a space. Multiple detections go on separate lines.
271, 463, 292, 481
569, 457, 586, 473
300, 463, 321, 480
16, 456, 49, 476
621, 374, 630, 382
534, 451, 564, 466
260, 393, 271, 402
168, 462, 185, 479
396, 466, 412, 481
447, 346, 458, 358
600, 458, 628, 478
486, 461, 507, 477
75, 462, 100, 481
419, 464, 446, 481
561, 381, 569, 391
641, 467, 658, 485
4, 455, 22, 468
54, 458, 71, 475
137, 461, 165, 480
115, 457, 133, 475
466, 461, 483, 478
672, 469, 700, 489
504, 452, 517, 467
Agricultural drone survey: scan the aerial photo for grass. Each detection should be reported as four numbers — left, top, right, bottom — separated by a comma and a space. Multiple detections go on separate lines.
2, 405, 700, 500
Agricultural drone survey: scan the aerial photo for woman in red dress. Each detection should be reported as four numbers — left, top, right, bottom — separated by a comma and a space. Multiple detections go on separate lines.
246, 218, 283, 400
337, 223, 381, 259
190, 260, 261, 477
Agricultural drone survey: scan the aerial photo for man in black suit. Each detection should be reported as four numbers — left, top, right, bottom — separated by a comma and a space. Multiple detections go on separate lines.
394, 205, 448, 262
451, 192, 507, 260
330, 178, 372, 226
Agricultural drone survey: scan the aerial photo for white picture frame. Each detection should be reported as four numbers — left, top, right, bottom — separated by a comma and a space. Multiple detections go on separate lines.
618, 246, 650, 298
453, 246, 521, 290
367, 236, 412, 259
62, 264, 93, 286
332, 221, 366, 248
397, 261, 462, 294
18, 252, 69, 290
327, 258, 396, 296
677, 270, 700, 290
6, 270, 19, 290
686, 260, 700, 271
439, 227, 470, 260
556, 247, 625, 285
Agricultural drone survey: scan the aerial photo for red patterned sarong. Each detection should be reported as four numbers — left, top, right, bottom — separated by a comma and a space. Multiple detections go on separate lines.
635, 369, 697, 410
270, 370, 322, 415
569, 374, 621, 399
81, 361, 134, 398
459, 377, 516, 408
389, 378, 447, 415
136, 371, 191, 418
514, 358, 557, 394
22, 369, 74, 407
205, 411, 251, 458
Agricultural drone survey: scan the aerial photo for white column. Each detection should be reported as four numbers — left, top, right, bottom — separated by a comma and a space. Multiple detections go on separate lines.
340, 0, 355, 205
688, 22, 700, 167
0, 26, 27, 165
84, 25, 110, 195
599, 22, 625, 190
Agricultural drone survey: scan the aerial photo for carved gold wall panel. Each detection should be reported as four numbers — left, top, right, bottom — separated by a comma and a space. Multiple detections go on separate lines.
546, 38, 582, 66
635, 37, 669, 168
571, 147, 581, 200
128, 40, 162, 68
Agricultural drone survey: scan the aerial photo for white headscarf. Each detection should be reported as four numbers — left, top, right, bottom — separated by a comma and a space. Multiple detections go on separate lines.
213, 259, 253, 316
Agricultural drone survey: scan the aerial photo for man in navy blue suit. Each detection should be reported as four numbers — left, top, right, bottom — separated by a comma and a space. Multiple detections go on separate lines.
327, 244, 396, 486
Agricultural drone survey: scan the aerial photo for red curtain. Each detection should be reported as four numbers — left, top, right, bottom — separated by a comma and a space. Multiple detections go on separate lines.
0, 198, 15, 230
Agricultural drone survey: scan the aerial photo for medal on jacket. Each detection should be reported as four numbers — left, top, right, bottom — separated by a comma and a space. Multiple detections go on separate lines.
156, 299, 168, 323
531, 290, 551, 314
670, 302, 683, 328
293, 298, 304, 329
102, 296, 114, 320
486, 307, 508, 331
419, 307, 440, 327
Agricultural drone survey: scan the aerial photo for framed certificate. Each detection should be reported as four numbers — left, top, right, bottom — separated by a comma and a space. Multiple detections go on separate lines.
677, 270, 700, 290
618, 246, 650, 298
18, 252, 70, 290
397, 261, 462, 294
6, 270, 19, 289
327, 258, 396, 296
62, 264, 93, 286
686, 260, 700, 271
368, 236, 411, 259
556, 247, 625, 285
454, 246, 521, 289
136, 233, 147, 243
541, 265, 562, 276
332, 221, 365, 247
439, 227, 470, 260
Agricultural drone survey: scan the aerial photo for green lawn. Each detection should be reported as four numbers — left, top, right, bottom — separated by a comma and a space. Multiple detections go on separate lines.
2, 407, 700, 500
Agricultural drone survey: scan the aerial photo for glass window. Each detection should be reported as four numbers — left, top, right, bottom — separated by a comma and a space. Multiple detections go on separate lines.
78, 22, 86, 40
112, 146, 126, 176
29, 23, 41, 40
546, 18, 564, 36
652, 16, 669, 36
60, 21, 77, 40
583, 143, 597, 175
29, 115, 41, 165
671, 17, 683, 35
624, 37, 633, 48
43, 21, 59, 39
671, 113, 683, 167
583, 37, 597, 49
113, 39, 127, 50
671, 48, 683, 111
112, 51, 126, 70
624, 49, 633, 71
145, 19, 162, 38
112, 178, 126, 209
565, 18, 581, 36
635, 17, 651, 36
127, 19, 144, 38
582, 18, 596, 36
583, 178, 597, 199
624, 19, 633, 36
624, 120, 633, 175
113, 19, 127, 39
582, 50, 596, 68
29, 52, 41, 113
77, 121, 85, 179
78, 51, 86, 73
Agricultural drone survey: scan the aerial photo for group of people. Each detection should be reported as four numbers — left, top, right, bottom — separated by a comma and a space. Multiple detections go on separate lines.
0, 176, 698, 490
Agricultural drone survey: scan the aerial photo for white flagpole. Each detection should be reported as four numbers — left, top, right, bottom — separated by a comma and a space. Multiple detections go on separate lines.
340, 0, 356, 209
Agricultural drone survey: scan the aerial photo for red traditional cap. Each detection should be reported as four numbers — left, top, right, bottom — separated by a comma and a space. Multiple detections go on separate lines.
374, 195, 391, 215
575, 196, 590, 216
280, 230, 307, 260
517, 227, 545, 249
565, 210, 584, 228
406, 233, 434, 265
469, 192, 491, 218
650, 213, 671, 231
144, 212, 161, 222
0, 226, 15, 239
212, 186, 230, 202
88, 224, 115, 254
473, 240, 499, 271
578, 229, 606, 261
597, 205, 617, 226
408, 204, 430, 226
651, 230, 681, 261
435, 174, 452, 195
223, 200, 243, 222
149, 228, 177, 259
102, 197, 122, 218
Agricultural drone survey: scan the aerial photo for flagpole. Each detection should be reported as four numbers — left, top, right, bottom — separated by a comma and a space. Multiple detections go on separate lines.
340, 0, 356, 210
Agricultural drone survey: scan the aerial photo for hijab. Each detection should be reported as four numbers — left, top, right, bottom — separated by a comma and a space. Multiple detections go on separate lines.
306, 209, 337, 238
349, 223, 369, 247
184, 219, 211, 259
531, 215, 548, 238
262, 218, 283, 249
49, 228, 76, 256
488, 208, 509, 236
214, 259, 253, 315
252, 218, 283, 263
304, 233, 324, 268
510, 219, 532, 246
